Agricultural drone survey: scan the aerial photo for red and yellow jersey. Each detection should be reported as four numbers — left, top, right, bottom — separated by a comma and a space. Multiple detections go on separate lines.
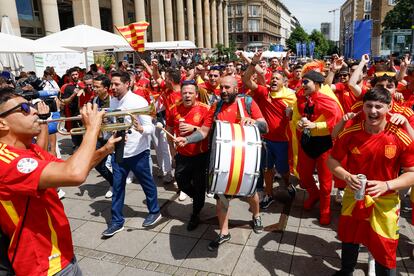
133, 78, 151, 104
288, 78, 302, 91
204, 97, 264, 127
0, 143, 73, 276
166, 101, 210, 156
251, 85, 296, 142
334, 82, 364, 113
331, 122, 414, 268
198, 82, 221, 97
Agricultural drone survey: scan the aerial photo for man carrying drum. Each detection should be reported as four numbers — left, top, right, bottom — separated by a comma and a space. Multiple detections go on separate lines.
176, 75, 268, 251
166, 80, 211, 231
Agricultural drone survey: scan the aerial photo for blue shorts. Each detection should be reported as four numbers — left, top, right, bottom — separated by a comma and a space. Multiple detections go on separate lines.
261, 139, 289, 174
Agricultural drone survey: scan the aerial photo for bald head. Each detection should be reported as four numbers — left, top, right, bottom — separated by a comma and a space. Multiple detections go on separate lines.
220, 76, 239, 103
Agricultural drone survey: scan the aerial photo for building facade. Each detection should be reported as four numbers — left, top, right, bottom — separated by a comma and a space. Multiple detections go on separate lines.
339, 0, 397, 57
321, 22, 332, 41
227, 0, 296, 51
0, 0, 230, 48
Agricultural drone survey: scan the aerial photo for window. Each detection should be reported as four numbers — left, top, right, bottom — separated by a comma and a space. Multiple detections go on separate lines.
364, 0, 372, 12
248, 19, 260, 32
235, 4, 243, 16
236, 34, 243, 42
248, 5, 260, 17
248, 35, 259, 42
228, 19, 234, 32
235, 19, 243, 32
16, 0, 34, 21
364, 13, 371, 20
228, 5, 232, 16
388, 0, 396, 5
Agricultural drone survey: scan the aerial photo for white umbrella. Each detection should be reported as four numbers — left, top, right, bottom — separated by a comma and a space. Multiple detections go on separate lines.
0, 16, 24, 74
36, 24, 132, 67
0, 32, 75, 53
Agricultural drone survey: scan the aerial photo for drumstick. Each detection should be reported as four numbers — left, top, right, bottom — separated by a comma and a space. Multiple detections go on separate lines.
155, 122, 176, 140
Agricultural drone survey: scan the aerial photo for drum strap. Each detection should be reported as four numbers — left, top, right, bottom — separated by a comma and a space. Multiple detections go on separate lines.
236, 97, 245, 118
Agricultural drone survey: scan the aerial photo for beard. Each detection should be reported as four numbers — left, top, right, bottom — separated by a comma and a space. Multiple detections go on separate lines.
221, 92, 237, 103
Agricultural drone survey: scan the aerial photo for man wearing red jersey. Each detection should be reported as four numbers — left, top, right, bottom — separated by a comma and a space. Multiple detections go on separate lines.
243, 52, 297, 209
328, 87, 414, 275
166, 81, 211, 231
0, 88, 118, 275
176, 76, 268, 251
198, 66, 221, 105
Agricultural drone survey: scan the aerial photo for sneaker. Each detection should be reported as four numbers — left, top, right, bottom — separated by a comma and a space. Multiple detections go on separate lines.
163, 173, 174, 183
252, 216, 264, 234
142, 212, 162, 227
126, 176, 133, 185
178, 191, 188, 201
287, 184, 296, 199
335, 189, 344, 204
208, 233, 231, 251
57, 189, 65, 200
368, 251, 375, 276
105, 187, 113, 198
102, 224, 124, 237
260, 195, 274, 209
206, 192, 214, 198
187, 214, 200, 231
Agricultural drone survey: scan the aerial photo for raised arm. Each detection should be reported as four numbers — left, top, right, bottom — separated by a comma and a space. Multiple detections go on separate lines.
348, 54, 370, 97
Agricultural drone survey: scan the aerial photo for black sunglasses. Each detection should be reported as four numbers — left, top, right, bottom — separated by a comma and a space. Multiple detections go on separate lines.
182, 79, 196, 86
302, 79, 311, 85
0, 102, 36, 117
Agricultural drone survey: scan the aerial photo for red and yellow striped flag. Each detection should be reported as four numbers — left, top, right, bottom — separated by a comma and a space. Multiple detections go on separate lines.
115, 21, 150, 52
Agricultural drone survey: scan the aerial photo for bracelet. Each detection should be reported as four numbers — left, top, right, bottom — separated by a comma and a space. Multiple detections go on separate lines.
385, 181, 391, 191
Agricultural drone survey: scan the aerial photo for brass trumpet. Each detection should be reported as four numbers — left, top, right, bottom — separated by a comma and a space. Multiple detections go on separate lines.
38, 104, 155, 135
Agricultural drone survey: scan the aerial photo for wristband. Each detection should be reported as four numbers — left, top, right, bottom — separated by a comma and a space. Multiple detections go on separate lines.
385, 181, 391, 191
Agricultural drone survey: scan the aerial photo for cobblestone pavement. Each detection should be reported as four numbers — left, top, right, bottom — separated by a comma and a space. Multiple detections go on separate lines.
58, 138, 414, 276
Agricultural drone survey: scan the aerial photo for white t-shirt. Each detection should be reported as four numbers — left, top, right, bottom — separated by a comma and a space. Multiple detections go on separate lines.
110, 91, 154, 158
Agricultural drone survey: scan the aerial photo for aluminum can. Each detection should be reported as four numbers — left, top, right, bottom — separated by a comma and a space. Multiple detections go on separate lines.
354, 174, 367, 201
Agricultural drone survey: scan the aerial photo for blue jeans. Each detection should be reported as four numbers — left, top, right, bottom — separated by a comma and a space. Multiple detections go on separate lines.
95, 139, 113, 186
111, 149, 160, 226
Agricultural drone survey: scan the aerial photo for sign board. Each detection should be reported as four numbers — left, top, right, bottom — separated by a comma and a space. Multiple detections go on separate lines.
33, 52, 94, 77
396, 35, 405, 44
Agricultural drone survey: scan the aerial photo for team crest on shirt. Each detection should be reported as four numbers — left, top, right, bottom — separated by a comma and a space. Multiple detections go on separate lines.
193, 113, 201, 123
384, 145, 397, 159
16, 158, 38, 174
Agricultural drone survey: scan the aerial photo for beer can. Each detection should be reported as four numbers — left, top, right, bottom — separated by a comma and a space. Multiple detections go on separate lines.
354, 174, 367, 201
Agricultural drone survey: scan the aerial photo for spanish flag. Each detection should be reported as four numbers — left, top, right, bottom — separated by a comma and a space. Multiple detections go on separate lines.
115, 21, 150, 52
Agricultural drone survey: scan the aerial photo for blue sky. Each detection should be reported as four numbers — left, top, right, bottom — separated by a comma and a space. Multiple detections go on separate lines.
281, 0, 343, 40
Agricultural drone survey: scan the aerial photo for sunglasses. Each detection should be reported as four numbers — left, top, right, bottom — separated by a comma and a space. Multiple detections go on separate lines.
182, 79, 196, 86
208, 74, 220, 78
374, 71, 396, 77
302, 79, 311, 85
339, 74, 349, 77
0, 102, 36, 117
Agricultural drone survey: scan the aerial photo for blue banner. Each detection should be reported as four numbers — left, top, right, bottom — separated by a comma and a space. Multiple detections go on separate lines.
309, 41, 315, 58
352, 20, 372, 59
296, 43, 302, 57
302, 43, 307, 57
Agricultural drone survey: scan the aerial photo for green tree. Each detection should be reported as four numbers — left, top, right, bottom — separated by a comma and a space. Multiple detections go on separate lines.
327, 40, 339, 56
309, 30, 329, 58
286, 26, 309, 54
382, 0, 413, 30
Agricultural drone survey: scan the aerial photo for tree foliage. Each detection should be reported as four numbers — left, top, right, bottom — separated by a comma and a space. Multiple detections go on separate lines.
382, 0, 413, 30
309, 30, 329, 58
286, 26, 309, 54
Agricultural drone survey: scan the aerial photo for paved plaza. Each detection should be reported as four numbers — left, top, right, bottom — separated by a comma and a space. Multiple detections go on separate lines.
58, 138, 414, 276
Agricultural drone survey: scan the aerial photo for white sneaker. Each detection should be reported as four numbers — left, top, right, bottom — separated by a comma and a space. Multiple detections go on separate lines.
206, 192, 214, 198
179, 191, 188, 201
57, 189, 65, 200
126, 172, 134, 184
105, 187, 113, 198
368, 251, 375, 276
335, 189, 344, 204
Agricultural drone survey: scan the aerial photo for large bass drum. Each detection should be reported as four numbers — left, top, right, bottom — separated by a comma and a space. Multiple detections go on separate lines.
208, 121, 262, 196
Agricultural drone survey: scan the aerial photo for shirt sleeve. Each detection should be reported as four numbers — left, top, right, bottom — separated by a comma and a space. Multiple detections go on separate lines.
400, 142, 414, 168
331, 134, 348, 162
203, 103, 216, 128
251, 85, 268, 99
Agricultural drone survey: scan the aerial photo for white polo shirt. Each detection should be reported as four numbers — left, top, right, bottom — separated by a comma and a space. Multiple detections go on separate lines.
110, 91, 154, 158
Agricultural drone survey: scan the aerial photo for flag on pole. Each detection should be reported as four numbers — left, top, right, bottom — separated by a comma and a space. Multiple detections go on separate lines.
115, 21, 150, 52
